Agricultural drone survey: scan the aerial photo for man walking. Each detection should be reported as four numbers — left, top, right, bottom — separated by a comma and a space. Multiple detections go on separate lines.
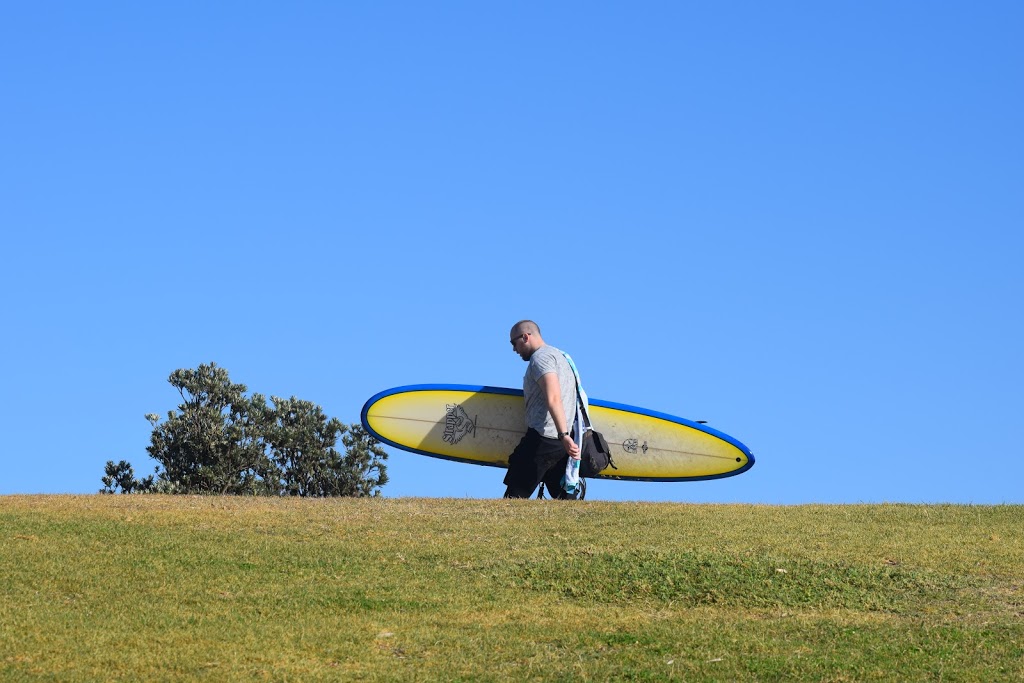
504, 320, 583, 499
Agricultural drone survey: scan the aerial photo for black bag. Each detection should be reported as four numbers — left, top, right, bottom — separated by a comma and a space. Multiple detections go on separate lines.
580, 429, 616, 478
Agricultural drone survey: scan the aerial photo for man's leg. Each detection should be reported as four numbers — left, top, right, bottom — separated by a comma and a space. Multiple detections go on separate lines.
504, 430, 568, 498
541, 455, 579, 500
504, 430, 543, 498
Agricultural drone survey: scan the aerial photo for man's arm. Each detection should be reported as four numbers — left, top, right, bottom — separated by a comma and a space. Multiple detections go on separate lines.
540, 373, 581, 458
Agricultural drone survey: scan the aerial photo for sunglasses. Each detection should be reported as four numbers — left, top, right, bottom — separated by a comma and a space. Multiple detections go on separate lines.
510, 333, 529, 347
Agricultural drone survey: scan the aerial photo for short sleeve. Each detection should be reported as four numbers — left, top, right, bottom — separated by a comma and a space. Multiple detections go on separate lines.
528, 348, 558, 385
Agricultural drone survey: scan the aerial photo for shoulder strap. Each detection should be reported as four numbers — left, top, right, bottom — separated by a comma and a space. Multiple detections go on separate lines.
561, 352, 592, 429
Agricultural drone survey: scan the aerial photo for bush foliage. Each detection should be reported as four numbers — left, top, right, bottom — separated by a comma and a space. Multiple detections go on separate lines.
101, 363, 387, 497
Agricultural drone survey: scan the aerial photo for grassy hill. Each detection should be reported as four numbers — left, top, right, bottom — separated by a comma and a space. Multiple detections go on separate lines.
2, 496, 1022, 681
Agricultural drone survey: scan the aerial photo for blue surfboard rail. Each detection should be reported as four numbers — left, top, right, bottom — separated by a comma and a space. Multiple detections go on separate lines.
360, 384, 755, 482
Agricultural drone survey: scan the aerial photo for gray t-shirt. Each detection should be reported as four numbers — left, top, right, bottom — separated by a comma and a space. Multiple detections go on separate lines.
523, 344, 578, 438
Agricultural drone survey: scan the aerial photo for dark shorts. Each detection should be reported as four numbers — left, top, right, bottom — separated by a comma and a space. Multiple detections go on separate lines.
503, 428, 577, 499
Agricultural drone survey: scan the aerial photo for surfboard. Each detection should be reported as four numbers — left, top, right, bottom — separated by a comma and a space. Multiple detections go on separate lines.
360, 385, 754, 482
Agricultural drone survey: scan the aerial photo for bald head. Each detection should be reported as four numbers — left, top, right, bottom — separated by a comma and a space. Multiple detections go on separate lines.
510, 320, 541, 338
510, 320, 545, 360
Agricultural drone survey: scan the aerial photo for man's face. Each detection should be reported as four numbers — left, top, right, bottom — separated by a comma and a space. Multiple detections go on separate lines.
510, 330, 533, 361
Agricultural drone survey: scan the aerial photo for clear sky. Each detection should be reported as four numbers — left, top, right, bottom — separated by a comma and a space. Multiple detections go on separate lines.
2, 2, 1021, 504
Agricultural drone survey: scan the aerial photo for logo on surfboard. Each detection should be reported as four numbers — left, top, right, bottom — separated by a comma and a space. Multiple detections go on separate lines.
623, 439, 649, 455
443, 404, 477, 445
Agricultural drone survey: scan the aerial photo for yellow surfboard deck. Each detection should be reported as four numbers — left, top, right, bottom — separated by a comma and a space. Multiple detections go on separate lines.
361, 385, 753, 481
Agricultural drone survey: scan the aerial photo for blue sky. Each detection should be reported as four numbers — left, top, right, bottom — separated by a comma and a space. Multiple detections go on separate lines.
2, 2, 1021, 503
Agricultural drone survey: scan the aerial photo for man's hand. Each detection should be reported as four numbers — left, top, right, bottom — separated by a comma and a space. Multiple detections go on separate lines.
562, 434, 581, 459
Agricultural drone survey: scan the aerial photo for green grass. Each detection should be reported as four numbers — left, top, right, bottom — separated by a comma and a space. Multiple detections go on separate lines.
1, 496, 1022, 681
